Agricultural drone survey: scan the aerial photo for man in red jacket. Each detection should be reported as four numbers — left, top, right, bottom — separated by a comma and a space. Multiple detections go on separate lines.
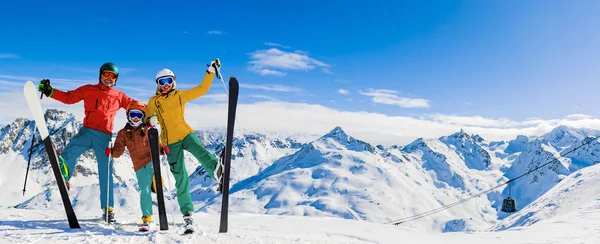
37, 62, 134, 222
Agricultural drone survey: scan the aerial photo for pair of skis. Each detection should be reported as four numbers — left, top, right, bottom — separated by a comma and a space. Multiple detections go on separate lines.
23, 76, 239, 233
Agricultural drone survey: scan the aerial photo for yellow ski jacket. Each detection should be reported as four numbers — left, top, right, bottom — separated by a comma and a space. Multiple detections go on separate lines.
146, 72, 215, 145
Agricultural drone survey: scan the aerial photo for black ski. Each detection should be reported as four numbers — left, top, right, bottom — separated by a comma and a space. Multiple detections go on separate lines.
219, 76, 239, 233
148, 128, 168, 230
23, 80, 80, 229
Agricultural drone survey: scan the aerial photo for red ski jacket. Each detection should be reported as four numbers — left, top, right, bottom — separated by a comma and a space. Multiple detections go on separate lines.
50, 83, 133, 135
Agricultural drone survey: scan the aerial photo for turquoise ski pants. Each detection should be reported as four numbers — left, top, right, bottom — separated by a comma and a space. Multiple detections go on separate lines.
60, 127, 114, 209
135, 162, 154, 217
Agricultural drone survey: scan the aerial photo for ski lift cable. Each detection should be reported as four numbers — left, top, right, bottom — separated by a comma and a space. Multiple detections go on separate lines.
385, 135, 600, 225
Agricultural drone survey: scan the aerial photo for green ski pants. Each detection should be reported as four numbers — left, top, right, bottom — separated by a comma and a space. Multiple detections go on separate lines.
166, 133, 218, 214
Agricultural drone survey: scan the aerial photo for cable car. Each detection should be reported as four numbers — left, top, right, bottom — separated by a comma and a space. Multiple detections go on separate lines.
501, 181, 518, 213
501, 196, 517, 213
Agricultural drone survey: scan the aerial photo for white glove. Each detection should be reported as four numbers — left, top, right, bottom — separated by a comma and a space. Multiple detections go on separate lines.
206, 58, 221, 76
148, 116, 161, 134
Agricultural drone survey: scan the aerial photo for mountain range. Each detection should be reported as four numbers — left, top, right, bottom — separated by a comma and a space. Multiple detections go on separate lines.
2, 109, 599, 233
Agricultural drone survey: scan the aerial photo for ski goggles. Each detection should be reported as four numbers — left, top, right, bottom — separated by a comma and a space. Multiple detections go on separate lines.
101, 71, 118, 81
127, 110, 144, 120
156, 76, 174, 86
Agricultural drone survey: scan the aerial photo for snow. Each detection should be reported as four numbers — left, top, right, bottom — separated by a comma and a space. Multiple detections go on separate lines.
1, 205, 599, 243
493, 163, 600, 230
3, 109, 600, 243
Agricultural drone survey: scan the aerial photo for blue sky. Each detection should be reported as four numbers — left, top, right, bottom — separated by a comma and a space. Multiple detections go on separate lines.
1, 0, 600, 145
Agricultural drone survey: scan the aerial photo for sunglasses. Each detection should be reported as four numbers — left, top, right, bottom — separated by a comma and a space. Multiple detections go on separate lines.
128, 110, 144, 120
101, 71, 118, 81
157, 76, 174, 86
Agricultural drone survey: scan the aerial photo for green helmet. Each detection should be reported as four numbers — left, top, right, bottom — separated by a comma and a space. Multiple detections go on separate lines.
99, 62, 119, 84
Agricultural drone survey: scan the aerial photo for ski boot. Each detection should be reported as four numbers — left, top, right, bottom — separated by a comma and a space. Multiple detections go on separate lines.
183, 211, 194, 234
57, 154, 71, 190
216, 149, 225, 193
102, 207, 116, 223
139, 215, 152, 232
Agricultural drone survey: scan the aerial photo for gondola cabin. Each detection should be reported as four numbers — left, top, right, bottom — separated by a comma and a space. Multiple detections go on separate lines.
501, 197, 517, 213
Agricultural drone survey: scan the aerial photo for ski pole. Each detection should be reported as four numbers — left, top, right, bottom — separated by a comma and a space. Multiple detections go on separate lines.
23, 88, 44, 195
106, 141, 113, 223
161, 155, 175, 226
22, 125, 37, 196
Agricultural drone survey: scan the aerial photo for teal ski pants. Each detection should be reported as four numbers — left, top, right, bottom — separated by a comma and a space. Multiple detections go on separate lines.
135, 162, 154, 217
60, 127, 114, 209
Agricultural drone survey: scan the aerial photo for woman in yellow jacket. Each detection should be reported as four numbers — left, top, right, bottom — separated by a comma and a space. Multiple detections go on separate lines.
145, 59, 223, 231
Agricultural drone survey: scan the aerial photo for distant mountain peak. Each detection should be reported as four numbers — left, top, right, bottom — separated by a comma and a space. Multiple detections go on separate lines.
321, 126, 349, 141
445, 129, 484, 143
541, 125, 600, 148
44, 108, 75, 122
307, 126, 375, 153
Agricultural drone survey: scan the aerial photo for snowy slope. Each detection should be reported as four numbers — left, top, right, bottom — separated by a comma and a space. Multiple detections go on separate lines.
191, 128, 302, 188
0, 110, 305, 220
493, 163, 600, 230
195, 127, 502, 232
1, 204, 599, 244
4, 109, 600, 238
499, 126, 600, 216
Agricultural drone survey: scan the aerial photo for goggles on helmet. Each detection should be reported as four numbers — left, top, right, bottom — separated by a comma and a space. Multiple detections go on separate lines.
157, 76, 174, 86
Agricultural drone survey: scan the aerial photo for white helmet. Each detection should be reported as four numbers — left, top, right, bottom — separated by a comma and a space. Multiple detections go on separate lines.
155, 68, 176, 90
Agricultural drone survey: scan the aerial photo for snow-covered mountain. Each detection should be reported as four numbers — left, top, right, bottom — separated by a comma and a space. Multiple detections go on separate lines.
499, 126, 600, 216
3, 109, 600, 234
493, 163, 600, 230
194, 126, 503, 232
0, 109, 303, 216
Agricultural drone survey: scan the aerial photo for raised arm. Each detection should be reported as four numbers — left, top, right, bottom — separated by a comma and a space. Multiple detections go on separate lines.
179, 58, 221, 102
38, 79, 86, 104
179, 72, 215, 102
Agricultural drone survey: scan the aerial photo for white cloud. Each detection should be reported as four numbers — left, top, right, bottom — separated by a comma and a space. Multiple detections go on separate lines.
264, 42, 291, 49
566, 114, 594, 120
338, 89, 350, 95
253, 69, 286, 76
248, 48, 331, 76
5, 92, 600, 147
241, 84, 303, 93
0, 54, 19, 59
207, 30, 223, 35
250, 94, 280, 102
201, 93, 229, 102
177, 101, 600, 146
424, 114, 520, 128
359, 89, 430, 109
321, 67, 333, 74
0, 74, 92, 91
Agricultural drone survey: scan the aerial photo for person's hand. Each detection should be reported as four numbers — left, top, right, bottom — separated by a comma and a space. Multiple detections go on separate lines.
38, 79, 54, 97
206, 58, 221, 77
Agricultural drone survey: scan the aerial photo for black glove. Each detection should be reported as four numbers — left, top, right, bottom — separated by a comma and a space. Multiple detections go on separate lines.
38, 79, 54, 97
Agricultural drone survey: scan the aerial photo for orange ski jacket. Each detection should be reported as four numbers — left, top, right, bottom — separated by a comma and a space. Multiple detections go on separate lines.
50, 83, 133, 135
